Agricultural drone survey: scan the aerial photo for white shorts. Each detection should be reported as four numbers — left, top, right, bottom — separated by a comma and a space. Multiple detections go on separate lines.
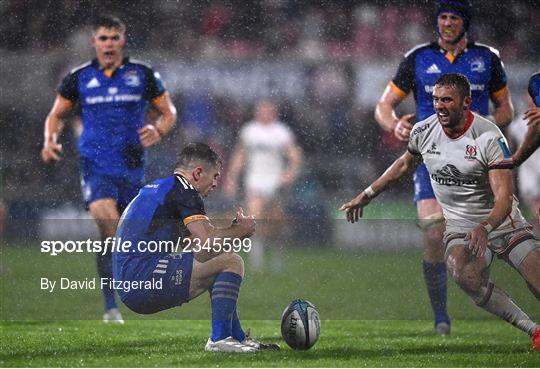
444, 228, 539, 268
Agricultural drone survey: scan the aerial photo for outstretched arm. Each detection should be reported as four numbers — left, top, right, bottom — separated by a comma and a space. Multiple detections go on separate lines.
41, 95, 73, 162
512, 98, 540, 166
374, 84, 414, 142
340, 151, 421, 223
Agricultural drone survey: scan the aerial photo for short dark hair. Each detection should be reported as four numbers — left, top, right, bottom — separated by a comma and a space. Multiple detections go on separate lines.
436, 0, 472, 31
93, 15, 126, 33
435, 73, 471, 99
175, 143, 221, 170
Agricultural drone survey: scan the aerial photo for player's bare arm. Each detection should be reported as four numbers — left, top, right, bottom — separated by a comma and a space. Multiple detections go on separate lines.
223, 144, 246, 196
375, 84, 414, 141
512, 95, 540, 166
186, 207, 256, 262
280, 142, 302, 187
41, 95, 73, 162
138, 92, 177, 148
464, 169, 513, 258
340, 150, 421, 223
490, 88, 514, 128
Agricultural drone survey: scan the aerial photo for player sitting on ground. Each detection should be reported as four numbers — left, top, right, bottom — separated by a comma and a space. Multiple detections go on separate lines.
342, 73, 540, 350
112, 143, 279, 352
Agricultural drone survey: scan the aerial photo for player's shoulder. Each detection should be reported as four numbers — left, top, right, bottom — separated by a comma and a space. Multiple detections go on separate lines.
68, 60, 93, 76
172, 174, 203, 205
470, 113, 503, 138
125, 57, 155, 71
529, 71, 540, 83
403, 42, 437, 59
411, 114, 438, 138
469, 41, 501, 58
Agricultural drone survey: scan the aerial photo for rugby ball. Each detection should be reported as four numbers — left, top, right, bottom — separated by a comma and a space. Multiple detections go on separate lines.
280, 299, 320, 350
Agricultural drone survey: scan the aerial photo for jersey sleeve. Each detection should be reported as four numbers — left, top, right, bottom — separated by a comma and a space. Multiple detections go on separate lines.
169, 180, 208, 226
488, 52, 508, 95
143, 67, 167, 101
407, 124, 423, 156
391, 53, 416, 97
57, 72, 79, 102
485, 133, 513, 170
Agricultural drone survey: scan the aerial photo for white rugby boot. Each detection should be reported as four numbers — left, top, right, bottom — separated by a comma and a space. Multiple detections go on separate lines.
102, 308, 124, 324
204, 336, 257, 353
241, 329, 280, 350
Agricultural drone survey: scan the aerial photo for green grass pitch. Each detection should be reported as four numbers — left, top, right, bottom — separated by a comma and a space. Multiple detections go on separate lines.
1, 244, 538, 367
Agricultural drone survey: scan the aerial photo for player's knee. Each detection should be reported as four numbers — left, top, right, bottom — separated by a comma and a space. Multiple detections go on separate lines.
222, 252, 244, 277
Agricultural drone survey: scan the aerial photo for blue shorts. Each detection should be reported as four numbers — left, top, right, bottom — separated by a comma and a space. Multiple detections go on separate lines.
413, 162, 436, 202
80, 158, 143, 211
118, 253, 194, 314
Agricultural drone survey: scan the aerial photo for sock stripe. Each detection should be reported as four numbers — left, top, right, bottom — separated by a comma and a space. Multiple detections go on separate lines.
213, 281, 240, 288
212, 287, 239, 294
211, 292, 239, 300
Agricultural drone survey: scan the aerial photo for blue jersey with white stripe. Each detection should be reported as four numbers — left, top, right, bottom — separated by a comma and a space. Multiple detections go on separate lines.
113, 174, 205, 279
59, 57, 166, 178
528, 72, 540, 107
392, 41, 508, 122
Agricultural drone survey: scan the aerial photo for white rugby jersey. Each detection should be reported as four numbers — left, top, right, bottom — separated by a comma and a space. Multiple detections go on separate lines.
408, 112, 529, 233
240, 120, 294, 191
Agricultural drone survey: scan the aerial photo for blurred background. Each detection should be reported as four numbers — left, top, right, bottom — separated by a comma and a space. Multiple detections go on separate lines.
1, 0, 539, 243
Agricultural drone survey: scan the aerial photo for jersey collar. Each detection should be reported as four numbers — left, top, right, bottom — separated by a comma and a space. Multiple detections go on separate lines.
91, 56, 130, 77
443, 111, 474, 140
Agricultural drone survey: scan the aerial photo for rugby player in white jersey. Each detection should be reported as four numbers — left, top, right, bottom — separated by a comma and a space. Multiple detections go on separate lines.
341, 73, 540, 350
224, 99, 302, 270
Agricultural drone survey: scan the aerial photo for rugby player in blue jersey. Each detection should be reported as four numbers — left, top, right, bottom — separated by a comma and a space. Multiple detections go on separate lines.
113, 142, 280, 352
374, 0, 514, 335
512, 72, 540, 167
41, 15, 177, 323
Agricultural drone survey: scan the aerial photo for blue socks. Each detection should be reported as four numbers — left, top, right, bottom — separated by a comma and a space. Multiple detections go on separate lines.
232, 307, 246, 341
211, 272, 243, 341
422, 261, 450, 325
96, 252, 117, 311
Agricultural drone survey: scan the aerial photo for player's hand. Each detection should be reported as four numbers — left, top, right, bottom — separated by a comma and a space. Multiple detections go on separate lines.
339, 192, 371, 224
393, 113, 415, 142
234, 207, 256, 237
524, 107, 540, 127
41, 140, 63, 162
138, 125, 161, 148
464, 225, 488, 258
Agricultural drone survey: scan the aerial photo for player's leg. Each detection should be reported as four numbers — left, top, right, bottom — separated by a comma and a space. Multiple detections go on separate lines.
414, 164, 450, 334
445, 237, 538, 338
498, 231, 540, 299
246, 193, 267, 270
82, 171, 123, 322
89, 198, 122, 322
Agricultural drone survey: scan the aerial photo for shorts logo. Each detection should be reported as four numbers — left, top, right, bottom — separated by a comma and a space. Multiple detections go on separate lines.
464, 145, 477, 160
173, 270, 183, 286
108, 87, 118, 95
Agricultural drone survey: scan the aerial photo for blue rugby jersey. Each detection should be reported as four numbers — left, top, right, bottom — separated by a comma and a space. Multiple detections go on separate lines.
390, 41, 508, 122
58, 57, 166, 177
113, 174, 207, 274
528, 71, 540, 107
